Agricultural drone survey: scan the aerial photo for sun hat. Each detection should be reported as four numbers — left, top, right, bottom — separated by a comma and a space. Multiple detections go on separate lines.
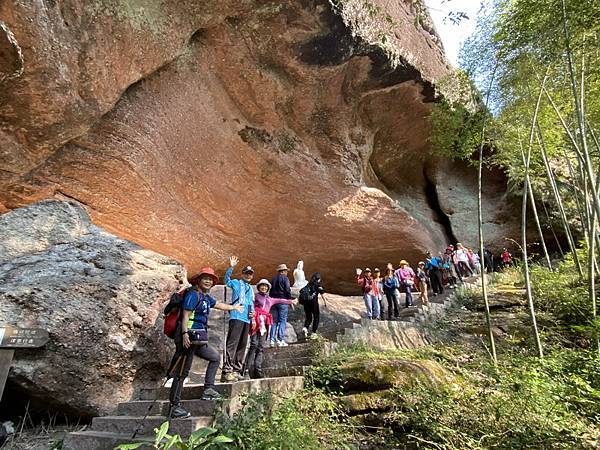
276, 263, 289, 272
256, 278, 271, 289
399, 260, 409, 266
418, 261, 425, 266
374, 268, 380, 272
364, 267, 372, 272
242, 265, 255, 274
189, 267, 219, 285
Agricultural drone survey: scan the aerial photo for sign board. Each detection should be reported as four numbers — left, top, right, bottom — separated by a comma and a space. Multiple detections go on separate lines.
0, 326, 49, 349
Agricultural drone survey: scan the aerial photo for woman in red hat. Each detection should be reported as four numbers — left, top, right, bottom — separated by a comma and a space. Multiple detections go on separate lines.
167, 267, 244, 419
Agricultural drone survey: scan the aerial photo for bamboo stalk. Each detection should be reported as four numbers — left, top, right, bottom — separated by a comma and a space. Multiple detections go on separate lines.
477, 62, 498, 365
518, 136, 552, 270
537, 127, 584, 277
520, 73, 546, 358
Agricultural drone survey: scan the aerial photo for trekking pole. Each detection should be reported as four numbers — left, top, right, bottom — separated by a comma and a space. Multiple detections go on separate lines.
131, 353, 186, 440
222, 286, 227, 369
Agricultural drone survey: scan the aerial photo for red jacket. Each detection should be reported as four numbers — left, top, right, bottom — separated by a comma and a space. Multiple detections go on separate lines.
357, 275, 374, 295
250, 307, 273, 336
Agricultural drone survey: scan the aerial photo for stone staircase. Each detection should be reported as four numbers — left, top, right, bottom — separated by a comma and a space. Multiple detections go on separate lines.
63, 377, 304, 450
63, 280, 471, 450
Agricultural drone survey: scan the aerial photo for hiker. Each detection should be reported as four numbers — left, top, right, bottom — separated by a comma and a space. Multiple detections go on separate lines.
373, 268, 385, 318
455, 243, 473, 278
482, 248, 494, 273
442, 249, 458, 288
244, 279, 296, 378
222, 256, 255, 382
416, 261, 429, 306
356, 267, 380, 319
292, 260, 308, 289
501, 248, 512, 269
468, 248, 481, 274
301, 272, 327, 338
396, 260, 415, 307
425, 251, 444, 296
383, 266, 401, 319
167, 268, 244, 419
269, 263, 293, 347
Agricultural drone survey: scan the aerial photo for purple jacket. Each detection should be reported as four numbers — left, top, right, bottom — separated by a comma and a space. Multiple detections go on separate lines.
254, 292, 294, 313
395, 267, 415, 284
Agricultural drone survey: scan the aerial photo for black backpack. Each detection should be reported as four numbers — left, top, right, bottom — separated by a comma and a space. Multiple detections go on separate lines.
299, 285, 311, 305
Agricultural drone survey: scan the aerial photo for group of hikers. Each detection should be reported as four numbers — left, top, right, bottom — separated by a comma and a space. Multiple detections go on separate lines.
164, 257, 326, 419
355, 243, 511, 320
164, 244, 513, 419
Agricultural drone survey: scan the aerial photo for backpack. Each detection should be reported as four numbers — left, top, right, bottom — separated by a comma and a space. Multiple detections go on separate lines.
299, 285, 310, 305
163, 287, 192, 339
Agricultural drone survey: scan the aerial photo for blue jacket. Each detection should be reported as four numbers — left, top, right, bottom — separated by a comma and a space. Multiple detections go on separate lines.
224, 267, 255, 323
425, 257, 442, 270
383, 276, 399, 293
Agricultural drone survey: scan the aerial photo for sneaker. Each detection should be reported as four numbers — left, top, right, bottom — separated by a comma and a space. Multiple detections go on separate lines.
302, 327, 309, 339
269, 340, 276, 348
169, 405, 190, 419
220, 372, 237, 382
309, 333, 318, 340
277, 340, 288, 347
164, 377, 189, 388
201, 387, 221, 401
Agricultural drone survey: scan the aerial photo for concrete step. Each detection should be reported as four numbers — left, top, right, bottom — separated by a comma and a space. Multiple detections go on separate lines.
91, 415, 212, 437
116, 399, 216, 416
138, 376, 304, 401
63, 430, 154, 450
261, 356, 314, 369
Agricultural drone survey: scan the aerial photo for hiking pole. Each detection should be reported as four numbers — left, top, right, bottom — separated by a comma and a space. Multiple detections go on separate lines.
131, 353, 186, 440
222, 286, 227, 370
320, 294, 327, 309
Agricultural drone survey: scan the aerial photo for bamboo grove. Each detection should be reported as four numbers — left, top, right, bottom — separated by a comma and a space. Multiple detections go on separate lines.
431, 0, 600, 359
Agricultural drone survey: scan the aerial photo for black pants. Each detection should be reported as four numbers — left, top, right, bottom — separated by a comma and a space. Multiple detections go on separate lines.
243, 332, 266, 378
430, 268, 444, 294
168, 332, 220, 406
223, 319, 250, 374
303, 300, 320, 333
384, 291, 400, 318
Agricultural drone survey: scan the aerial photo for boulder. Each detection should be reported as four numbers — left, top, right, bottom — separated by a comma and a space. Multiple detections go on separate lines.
337, 358, 449, 393
0, 0, 519, 294
0, 200, 185, 417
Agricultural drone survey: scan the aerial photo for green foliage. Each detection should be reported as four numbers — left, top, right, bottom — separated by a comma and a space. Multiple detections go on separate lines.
215, 391, 354, 450
114, 423, 232, 450
529, 256, 600, 343
307, 343, 599, 449
382, 348, 600, 449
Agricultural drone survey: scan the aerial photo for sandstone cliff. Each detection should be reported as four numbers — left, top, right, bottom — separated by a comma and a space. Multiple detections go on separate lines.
0, 0, 516, 293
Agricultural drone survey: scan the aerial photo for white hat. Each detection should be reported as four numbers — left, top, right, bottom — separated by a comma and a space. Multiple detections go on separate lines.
256, 279, 271, 289
276, 263, 289, 271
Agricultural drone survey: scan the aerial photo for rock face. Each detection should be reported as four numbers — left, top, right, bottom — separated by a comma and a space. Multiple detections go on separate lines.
0, 200, 185, 417
0, 0, 517, 294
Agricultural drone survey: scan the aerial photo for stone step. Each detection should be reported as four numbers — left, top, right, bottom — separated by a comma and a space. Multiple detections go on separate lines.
263, 342, 317, 359
138, 376, 304, 401
262, 366, 306, 378
261, 356, 314, 369
63, 430, 154, 450
116, 399, 216, 417
91, 415, 212, 437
